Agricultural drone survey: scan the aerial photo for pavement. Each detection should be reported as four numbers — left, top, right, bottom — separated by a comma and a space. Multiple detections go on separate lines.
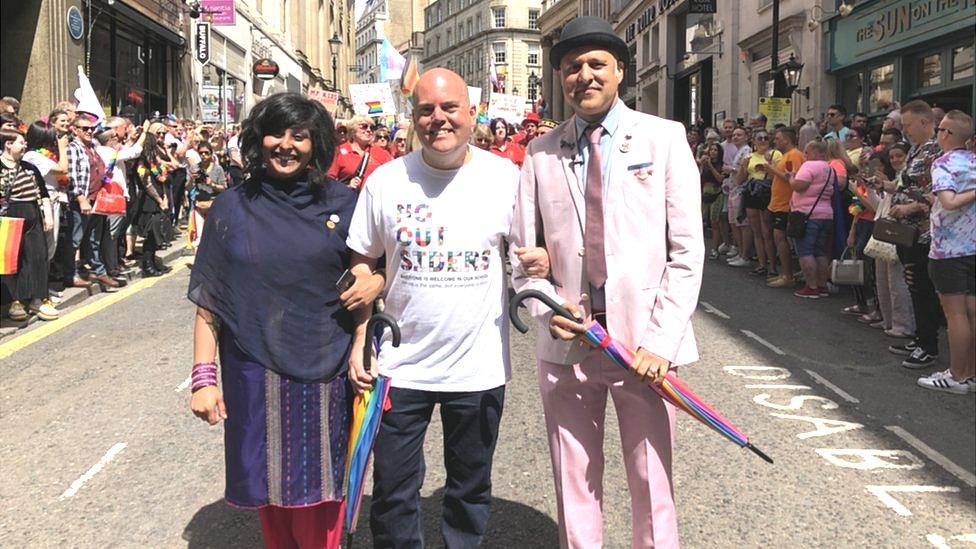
0, 257, 973, 548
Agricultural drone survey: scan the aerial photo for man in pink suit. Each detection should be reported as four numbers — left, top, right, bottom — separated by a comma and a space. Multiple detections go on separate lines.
509, 16, 704, 548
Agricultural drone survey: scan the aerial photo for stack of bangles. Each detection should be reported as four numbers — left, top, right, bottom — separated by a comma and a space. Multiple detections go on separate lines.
191, 362, 218, 392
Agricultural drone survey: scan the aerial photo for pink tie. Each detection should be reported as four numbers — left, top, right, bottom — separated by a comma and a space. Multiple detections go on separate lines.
584, 125, 607, 288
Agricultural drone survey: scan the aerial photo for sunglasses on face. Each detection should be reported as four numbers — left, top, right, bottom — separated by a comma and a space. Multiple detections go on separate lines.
74, 126, 95, 133
358, 124, 372, 131
755, 136, 769, 141
375, 135, 389, 140
395, 138, 406, 144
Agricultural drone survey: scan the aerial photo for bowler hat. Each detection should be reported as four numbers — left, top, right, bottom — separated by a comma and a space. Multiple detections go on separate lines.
549, 16, 629, 68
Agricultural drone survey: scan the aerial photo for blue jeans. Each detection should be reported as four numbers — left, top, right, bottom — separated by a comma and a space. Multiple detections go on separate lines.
370, 385, 505, 549
67, 201, 106, 277
796, 218, 832, 258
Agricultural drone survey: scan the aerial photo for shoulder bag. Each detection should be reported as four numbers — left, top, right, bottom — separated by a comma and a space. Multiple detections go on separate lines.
786, 167, 834, 239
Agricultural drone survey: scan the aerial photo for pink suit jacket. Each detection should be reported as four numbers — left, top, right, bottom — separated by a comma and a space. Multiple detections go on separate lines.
510, 104, 704, 366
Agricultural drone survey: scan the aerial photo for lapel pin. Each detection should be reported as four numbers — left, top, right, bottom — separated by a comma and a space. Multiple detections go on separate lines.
619, 142, 631, 153
326, 213, 340, 230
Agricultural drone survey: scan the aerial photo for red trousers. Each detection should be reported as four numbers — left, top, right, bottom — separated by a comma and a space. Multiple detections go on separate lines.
258, 501, 344, 549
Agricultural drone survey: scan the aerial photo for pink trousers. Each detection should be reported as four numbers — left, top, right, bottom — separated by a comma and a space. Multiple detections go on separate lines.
539, 354, 679, 548
258, 501, 344, 549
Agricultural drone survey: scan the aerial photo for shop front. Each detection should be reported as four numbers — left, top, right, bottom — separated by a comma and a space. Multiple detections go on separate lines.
86, 0, 188, 121
672, 7, 716, 128
199, 29, 249, 127
827, 0, 975, 118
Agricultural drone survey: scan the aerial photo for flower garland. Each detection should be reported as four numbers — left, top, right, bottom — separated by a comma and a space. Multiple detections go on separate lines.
137, 161, 169, 183
34, 148, 70, 189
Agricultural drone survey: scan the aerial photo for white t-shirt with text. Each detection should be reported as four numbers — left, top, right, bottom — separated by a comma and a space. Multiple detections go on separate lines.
346, 147, 518, 392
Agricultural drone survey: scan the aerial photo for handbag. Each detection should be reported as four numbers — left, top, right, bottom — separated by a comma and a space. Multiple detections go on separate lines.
831, 246, 866, 286
787, 168, 835, 239
92, 181, 127, 215
872, 217, 917, 248
0, 216, 25, 274
863, 236, 898, 262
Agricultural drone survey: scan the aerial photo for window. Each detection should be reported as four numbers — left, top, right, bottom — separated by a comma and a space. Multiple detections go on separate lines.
447, 29, 452, 46
869, 64, 895, 113
467, 18, 473, 38
476, 14, 482, 31
458, 24, 464, 40
493, 42, 506, 64
953, 44, 974, 80
492, 7, 505, 28
527, 43, 540, 65
840, 73, 864, 114
918, 53, 942, 88
528, 9, 540, 30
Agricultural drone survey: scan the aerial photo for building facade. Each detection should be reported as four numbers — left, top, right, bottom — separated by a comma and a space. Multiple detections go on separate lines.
422, 0, 543, 107
1, 0, 356, 125
355, 0, 427, 84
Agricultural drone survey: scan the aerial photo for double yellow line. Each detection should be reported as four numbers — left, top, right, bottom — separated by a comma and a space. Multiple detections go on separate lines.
0, 260, 189, 360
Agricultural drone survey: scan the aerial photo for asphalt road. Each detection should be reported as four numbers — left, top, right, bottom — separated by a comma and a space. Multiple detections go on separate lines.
0, 258, 973, 548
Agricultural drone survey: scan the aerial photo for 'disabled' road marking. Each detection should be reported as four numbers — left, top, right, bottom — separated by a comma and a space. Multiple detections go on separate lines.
885, 426, 976, 488
740, 330, 786, 355
803, 369, 860, 404
175, 375, 191, 392
59, 442, 127, 500
0, 261, 188, 360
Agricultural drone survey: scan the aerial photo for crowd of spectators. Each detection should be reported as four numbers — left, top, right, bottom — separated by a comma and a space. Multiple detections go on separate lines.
693, 101, 975, 395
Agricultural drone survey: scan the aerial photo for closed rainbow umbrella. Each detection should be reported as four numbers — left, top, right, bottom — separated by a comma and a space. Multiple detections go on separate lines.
510, 290, 773, 464
345, 312, 401, 546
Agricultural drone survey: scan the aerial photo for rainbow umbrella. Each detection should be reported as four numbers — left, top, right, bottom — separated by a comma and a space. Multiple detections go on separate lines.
509, 290, 773, 464
345, 313, 402, 546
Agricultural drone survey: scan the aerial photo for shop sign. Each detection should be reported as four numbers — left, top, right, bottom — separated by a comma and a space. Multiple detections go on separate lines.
689, 0, 717, 14
200, 0, 236, 26
195, 22, 211, 65
200, 85, 236, 123
253, 58, 280, 80
828, 0, 976, 71
67, 6, 84, 41
758, 97, 792, 128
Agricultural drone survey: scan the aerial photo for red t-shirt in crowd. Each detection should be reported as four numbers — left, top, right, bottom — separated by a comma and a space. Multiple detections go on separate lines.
490, 142, 525, 167
327, 143, 393, 189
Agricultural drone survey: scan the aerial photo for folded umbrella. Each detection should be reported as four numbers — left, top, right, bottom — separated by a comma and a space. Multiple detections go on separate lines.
509, 289, 773, 464
345, 312, 402, 546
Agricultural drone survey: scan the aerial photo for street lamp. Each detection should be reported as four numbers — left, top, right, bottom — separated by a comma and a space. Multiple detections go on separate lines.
528, 71, 539, 102
780, 54, 809, 98
328, 33, 342, 92
513, 86, 519, 96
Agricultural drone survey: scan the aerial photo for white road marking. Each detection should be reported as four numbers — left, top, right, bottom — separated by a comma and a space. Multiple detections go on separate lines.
59, 442, 127, 500
925, 533, 976, 547
771, 413, 862, 439
723, 365, 791, 380
175, 375, 191, 392
815, 449, 924, 470
865, 485, 961, 517
744, 384, 811, 390
740, 330, 786, 355
885, 426, 976, 488
803, 369, 860, 404
699, 301, 730, 319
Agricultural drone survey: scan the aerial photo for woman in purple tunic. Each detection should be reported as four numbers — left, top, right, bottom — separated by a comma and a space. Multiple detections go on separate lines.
187, 93, 383, 547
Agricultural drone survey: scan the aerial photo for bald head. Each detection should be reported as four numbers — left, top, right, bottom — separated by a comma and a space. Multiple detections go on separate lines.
413, 68, 469, 109
411, 68, 476, 169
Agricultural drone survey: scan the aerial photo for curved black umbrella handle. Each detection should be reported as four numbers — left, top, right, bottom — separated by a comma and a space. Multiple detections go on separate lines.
363, 312, 401, 373
509, 289, 577, 334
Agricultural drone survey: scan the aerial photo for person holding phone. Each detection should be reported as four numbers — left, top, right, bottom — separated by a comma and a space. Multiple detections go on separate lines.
326, 115, 393, 191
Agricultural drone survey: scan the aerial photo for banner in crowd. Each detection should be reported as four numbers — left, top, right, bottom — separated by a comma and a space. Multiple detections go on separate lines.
467, 87, 482, 108
200, 0, 236, 26
758, 97, 792, 128
349, 83, 397, 117
200, 85, 236, 123
308, 88, 340, 116
487, 92, 526, 125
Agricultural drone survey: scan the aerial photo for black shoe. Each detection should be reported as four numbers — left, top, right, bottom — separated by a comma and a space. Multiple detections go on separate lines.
152, 257, 173, 274
141, 265, 163, 277
888, 341, 918, 356
902, 347, 938, 369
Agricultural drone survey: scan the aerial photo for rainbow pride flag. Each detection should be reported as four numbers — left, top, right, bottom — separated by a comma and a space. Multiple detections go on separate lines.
365, 101, 384, 115
0, 216, 24, 275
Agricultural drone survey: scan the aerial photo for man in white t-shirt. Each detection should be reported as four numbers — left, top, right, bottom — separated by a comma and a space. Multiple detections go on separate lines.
345, 68, 548, 547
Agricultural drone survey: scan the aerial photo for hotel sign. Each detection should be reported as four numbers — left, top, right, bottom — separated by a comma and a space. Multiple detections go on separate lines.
828, 0, 976, 70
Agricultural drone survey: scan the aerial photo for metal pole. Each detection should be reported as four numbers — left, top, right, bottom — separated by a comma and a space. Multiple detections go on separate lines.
771, 0, 783, 97
332, 55, 338, 93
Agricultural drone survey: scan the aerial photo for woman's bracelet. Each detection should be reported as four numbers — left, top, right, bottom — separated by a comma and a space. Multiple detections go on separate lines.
191, 362, 218, 392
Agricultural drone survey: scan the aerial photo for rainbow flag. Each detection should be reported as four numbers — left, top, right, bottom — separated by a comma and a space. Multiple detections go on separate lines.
476, 102, 489, 124
365, 101, 384, 115
0, 216, 25, 275
400, 51, 420, 100
378, 39, 407, 82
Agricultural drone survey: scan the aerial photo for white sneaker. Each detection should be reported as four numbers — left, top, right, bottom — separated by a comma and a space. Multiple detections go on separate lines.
728, 257, 752, 267
29, 301, 59, 321
724, 246, 738, 257
917, 370, 970, 395
717, 243, 730, 254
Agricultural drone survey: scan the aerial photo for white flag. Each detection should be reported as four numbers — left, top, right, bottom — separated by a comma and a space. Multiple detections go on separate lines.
74, 66, 107, 123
